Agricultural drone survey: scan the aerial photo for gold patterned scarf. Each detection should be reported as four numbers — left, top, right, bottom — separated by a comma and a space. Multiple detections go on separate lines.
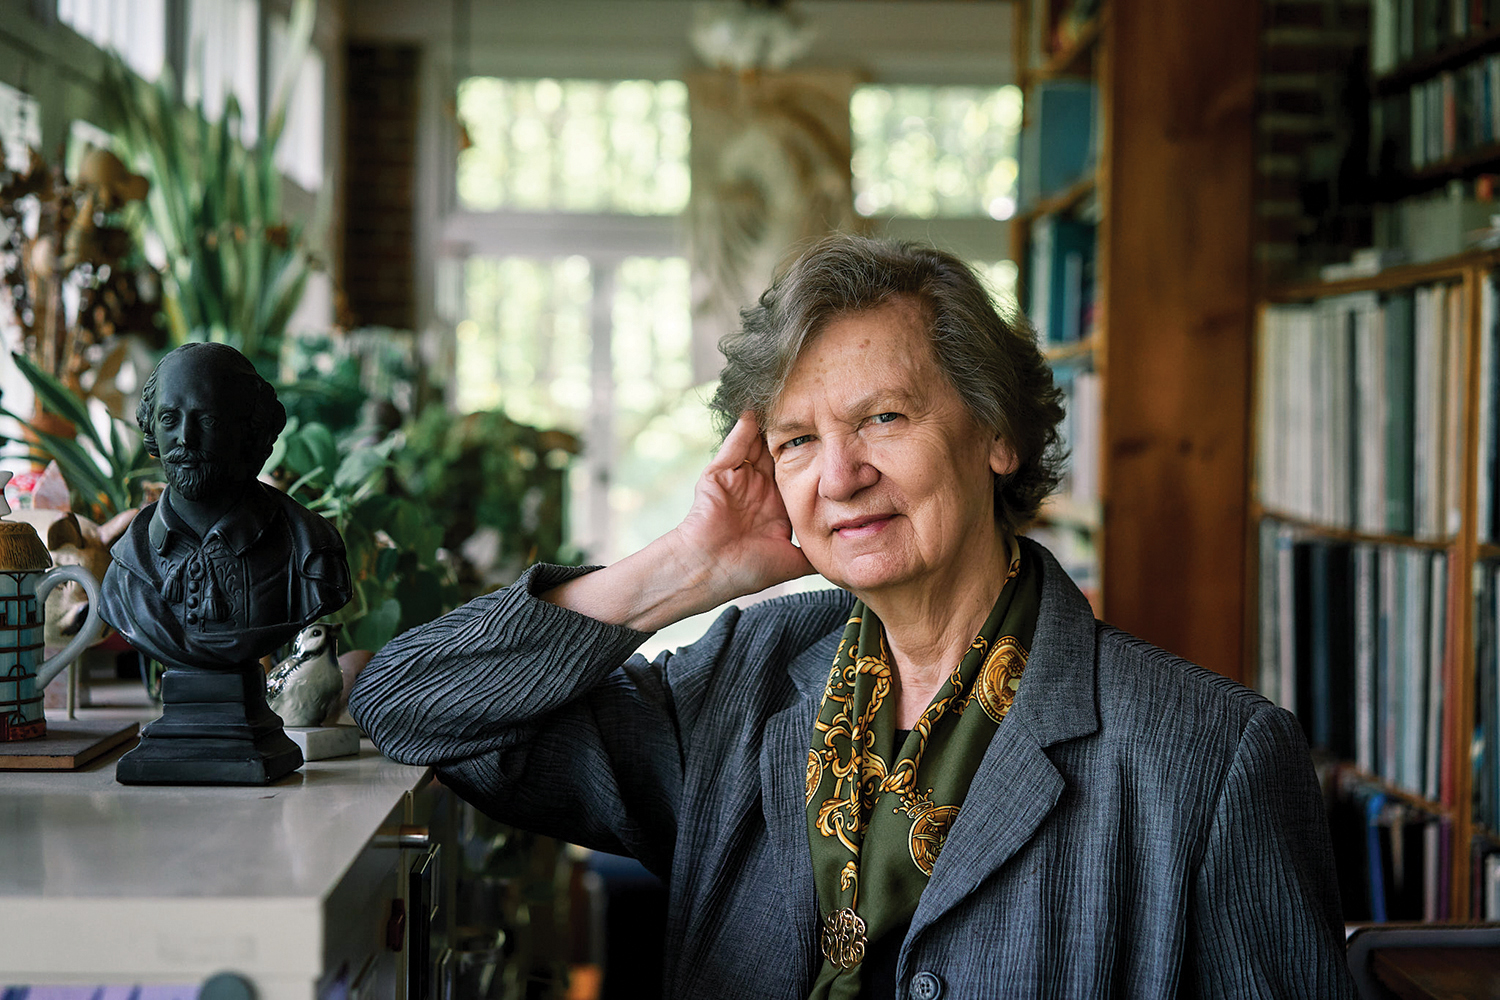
803, 538, 1039, 1000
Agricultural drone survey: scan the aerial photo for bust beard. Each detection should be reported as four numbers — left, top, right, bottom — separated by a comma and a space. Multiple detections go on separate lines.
163, 454, 254, 502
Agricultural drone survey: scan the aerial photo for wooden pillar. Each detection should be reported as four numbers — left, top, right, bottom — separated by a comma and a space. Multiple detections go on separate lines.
1101, 0, 1261, 680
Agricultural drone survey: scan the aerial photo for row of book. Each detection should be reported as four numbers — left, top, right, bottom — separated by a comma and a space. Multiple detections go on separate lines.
1258, 285, 1466, 539
1372, 59, 1500, 174
1371, 0, 1500, 76
1027, 216, 1096, 346
1017, 80, 1097, 212
1327, 778, 1452, 922
1056, 367, 1100, 506
1477, 848, 1500, 917
1476, 274, 1500, 542
1470, 562, 1500, 832
1258, 525, 1450, 801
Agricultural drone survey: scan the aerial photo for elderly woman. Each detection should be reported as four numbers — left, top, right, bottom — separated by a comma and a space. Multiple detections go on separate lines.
350, 235, 1354, 999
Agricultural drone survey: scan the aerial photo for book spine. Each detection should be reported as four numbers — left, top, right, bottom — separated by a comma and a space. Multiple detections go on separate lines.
1385, 292, 1417, 536
1443, 285, 1466, 537
1425, 552, 1447, 801
1480, 276, 1496, 543
1402, 548, 1428, 794
1356, 544, 1378, 773
1368, 793, 1390, 922
1380, 546, 1400, 780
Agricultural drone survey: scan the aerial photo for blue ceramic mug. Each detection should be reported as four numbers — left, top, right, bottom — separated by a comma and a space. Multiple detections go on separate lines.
0, 563, 103, 741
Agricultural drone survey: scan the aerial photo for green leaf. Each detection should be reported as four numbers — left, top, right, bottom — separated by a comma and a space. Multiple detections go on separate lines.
0, 412, 124, 514
262, 416, 297, 478
349, 598, 401, 652
332, 446, 390, 493
10, 354, 105, 452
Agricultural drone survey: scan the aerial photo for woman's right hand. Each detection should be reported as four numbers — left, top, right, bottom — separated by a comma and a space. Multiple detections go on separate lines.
665, 411, 815, 603
542, 412, 813, 632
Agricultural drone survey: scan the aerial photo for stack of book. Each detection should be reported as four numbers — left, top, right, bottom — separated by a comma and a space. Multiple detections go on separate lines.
1259, 285, 1466, 539
1258, 524, 1450, 802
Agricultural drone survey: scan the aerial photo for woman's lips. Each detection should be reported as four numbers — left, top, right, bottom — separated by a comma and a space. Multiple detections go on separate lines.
832, 514, 894, 538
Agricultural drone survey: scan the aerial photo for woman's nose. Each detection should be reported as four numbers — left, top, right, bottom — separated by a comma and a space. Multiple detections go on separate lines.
818, 437, 878, 501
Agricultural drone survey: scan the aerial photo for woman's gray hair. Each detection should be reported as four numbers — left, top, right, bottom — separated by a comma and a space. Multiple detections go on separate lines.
709, 233, 1066, 535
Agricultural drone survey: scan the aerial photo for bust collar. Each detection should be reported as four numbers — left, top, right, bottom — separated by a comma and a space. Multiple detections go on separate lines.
148, 482, 278, 556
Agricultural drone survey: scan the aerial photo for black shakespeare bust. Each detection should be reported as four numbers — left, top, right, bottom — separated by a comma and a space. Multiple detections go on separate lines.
102, 343, 351, 784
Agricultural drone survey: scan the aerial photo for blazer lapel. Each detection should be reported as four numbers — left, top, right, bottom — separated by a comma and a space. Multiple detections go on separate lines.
760, 628, 841, 982
908, 539, 1102, 942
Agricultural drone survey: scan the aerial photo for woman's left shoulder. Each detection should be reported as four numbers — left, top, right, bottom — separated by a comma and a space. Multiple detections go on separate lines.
1090, 622, 1280, 749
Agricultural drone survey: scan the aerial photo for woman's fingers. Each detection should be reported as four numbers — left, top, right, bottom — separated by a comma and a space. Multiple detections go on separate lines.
710, 410, 762, 472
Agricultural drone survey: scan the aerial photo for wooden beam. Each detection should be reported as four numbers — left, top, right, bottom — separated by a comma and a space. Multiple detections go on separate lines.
1101, 0, 1261, 680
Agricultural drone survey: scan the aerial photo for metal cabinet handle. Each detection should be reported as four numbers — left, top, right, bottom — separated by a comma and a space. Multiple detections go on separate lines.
373, 824, 431, 849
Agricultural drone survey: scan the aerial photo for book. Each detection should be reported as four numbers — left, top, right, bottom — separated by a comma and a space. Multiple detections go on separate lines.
1368, 793, 1390, 922
1353, 295, 1387, 535
1442, 284, 1466, 538
1018, 80, 1097, 209
1355, 543, 1378, 774
1425, 552, 1447, 801
1384, 291, 1417, 535
1028, 216, 1095, 346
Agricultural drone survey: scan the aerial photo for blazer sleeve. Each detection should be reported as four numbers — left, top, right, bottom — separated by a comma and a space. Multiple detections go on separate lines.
1184, 705, 1356, 998
347, 561, 738, 877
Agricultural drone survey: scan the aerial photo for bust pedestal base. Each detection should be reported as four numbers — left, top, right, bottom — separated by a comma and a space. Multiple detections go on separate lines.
116, 663, 303, 785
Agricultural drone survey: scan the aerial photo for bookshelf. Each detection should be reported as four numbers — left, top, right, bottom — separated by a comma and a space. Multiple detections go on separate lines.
1013, 0, 1258, 683
1250, 251, 1500, 920
1368, 1, 1500, 199
1012, 0, 1107, 611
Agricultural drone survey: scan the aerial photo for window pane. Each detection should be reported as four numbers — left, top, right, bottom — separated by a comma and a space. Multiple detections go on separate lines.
269, 15, 325, 191
609, 257, 714, 557
59, 0, 166, 80
184, 0, 261, 144
457, 78, 691, 214
0, 82, 41, 173
852, 84, 1022, 220
455, 256, 593, 429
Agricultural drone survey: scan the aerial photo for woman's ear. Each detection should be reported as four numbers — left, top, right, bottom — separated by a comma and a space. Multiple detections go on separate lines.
990, 436, 1019, 477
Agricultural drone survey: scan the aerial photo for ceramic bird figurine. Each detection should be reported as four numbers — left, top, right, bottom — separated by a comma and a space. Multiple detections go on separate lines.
266, 623, 343, 727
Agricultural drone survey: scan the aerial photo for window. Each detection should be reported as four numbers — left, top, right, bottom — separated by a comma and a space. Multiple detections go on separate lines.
455, 253, 711, 566
448, 76, 1023, 623
0, 82, 41, 174
58, 0, 167, 80
269, 13, 325, 192
456, 256, 594, 426
183, 0, 261, 143
456, 78, 690, 214
851, 84, 1023, 221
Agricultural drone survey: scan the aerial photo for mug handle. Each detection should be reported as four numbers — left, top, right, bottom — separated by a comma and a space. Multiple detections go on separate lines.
34, 565, 104, 690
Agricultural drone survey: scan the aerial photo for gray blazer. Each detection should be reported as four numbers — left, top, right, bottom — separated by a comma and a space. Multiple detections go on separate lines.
349, 539, 1355, 999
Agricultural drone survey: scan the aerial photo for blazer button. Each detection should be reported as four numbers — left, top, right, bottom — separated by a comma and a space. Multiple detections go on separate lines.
909, 971, 944, 1000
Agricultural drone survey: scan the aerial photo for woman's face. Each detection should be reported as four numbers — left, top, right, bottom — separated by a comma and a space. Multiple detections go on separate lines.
764, 297, 1016, 601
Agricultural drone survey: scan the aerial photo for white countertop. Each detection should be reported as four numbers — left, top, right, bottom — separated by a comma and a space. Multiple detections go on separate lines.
0, 710, 433, 990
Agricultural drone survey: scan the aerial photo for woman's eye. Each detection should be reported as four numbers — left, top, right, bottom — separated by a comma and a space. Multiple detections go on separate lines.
786, 434, 815, 449
870, 412, 900, 425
